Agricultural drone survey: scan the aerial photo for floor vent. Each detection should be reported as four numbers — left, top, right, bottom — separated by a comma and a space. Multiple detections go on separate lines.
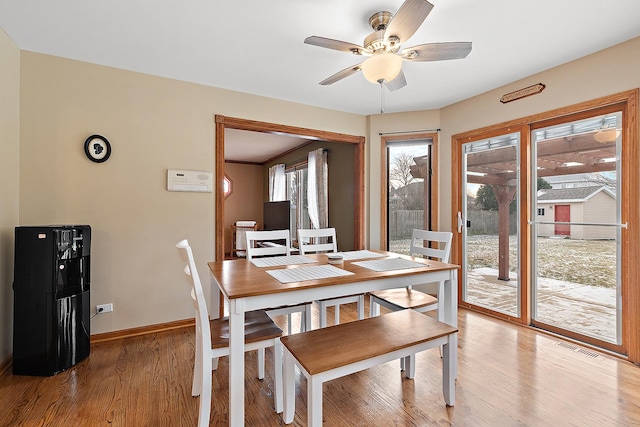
556, 341, 603, 359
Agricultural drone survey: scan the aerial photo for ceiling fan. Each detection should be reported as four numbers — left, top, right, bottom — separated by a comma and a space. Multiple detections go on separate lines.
305, 0, 472, 91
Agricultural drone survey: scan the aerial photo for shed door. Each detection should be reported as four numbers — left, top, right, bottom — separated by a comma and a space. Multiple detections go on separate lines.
554, 205, 570, 235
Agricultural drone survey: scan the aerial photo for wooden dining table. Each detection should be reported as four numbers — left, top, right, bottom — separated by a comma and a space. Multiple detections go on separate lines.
207, 250, 459, 426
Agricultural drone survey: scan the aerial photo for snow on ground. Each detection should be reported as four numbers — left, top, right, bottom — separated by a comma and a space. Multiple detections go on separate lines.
467, 268, 617, 343
389, 236, 619, 343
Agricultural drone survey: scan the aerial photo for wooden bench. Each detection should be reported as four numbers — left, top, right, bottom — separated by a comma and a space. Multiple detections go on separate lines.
280, 309, 458, 426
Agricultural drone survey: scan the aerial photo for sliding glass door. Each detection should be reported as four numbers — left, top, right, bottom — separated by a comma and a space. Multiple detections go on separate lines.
452, 94, 637, 357
461, 133, 520, 317
531, 111, 623, 347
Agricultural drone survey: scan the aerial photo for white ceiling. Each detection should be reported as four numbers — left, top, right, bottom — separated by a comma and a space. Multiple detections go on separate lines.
224, 129, 310, 163
2, 1, 639, 162
2, 0, 639, 117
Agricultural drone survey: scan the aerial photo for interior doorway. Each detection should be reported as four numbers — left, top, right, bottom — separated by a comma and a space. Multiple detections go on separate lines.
214, 115, 366, 262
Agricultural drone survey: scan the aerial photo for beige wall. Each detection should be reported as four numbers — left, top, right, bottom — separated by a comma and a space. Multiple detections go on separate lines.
224, 162, 263, 255
0, 29, 20, 362
18, 52, 367, 334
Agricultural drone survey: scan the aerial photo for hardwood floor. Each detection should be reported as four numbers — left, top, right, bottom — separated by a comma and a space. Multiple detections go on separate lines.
1, 304, 639, 426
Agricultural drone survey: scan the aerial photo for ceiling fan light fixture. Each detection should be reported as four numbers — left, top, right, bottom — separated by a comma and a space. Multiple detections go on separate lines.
361, 53, 403, 84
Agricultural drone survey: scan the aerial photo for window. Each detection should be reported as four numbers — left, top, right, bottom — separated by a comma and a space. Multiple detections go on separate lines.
286, 165, 311, 236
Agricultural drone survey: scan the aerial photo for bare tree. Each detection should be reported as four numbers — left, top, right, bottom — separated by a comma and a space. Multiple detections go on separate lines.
389, 151, 416, 189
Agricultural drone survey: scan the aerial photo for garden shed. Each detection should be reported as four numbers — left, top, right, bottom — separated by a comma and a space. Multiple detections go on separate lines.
536, 186, 616, 239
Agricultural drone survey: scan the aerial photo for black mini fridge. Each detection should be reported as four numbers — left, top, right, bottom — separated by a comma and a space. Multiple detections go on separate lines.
13, 225, 91, 376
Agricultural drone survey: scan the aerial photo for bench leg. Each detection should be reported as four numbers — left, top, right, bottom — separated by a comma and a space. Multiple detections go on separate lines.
283, 349, 296, 424
274, 339, 283, 414
308, 376, 323, 427
442, 333, 457, 406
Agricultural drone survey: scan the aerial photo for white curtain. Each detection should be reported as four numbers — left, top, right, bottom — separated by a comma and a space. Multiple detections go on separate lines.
307, 148, 328, 229
268, 164, 286, 201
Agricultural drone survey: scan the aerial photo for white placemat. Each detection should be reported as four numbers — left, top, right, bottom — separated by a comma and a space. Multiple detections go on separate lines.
352, 257, 427, 272
266, 265, 354, 284
335, 250, 386, 261
250, 255, 317, 268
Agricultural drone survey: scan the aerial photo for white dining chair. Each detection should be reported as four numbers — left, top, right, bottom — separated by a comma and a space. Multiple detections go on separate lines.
176, 239, 283, 426
297, 227, 365, 327
245, 230, 313, 334
369, 229, 453, 320
369, 229, 452, 368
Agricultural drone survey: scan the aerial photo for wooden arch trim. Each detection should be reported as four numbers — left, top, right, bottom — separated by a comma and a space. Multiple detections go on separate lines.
215, 115, 366, 262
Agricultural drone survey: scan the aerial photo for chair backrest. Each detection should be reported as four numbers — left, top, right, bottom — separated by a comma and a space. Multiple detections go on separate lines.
176, 239, 211, 350
409, 229, 453, 263
297, 228, 337, 254
245, 230, 291, 260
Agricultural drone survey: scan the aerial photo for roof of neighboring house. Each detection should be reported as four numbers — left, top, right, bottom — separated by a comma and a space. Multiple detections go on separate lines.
537, 186, 615, 203
544, 173, 616, 186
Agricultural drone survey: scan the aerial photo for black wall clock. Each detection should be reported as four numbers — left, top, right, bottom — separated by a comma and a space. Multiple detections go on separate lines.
84, 134, 111, 163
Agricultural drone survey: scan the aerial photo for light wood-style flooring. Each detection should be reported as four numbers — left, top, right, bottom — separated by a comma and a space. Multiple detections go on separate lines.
1, 304, 639, 426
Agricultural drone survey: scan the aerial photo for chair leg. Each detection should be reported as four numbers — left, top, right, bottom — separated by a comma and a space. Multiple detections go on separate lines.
192, 323, 203, 396
274, 340, 283, 414
257, 347, 265, 380
319, 301, 328, 328
333, 303, 340, 325
287, 313, 294, 335
404, 354, 416, 379
369, 295, 381, 317
304, 304, 312, 332
198, 349, 212, 427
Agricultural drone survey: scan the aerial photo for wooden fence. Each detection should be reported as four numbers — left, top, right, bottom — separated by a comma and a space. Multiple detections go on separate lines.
388, 210, 424, 239
389, 209, 517, 237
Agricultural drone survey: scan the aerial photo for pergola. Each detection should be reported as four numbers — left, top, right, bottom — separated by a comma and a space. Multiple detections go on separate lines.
416, 123, 618, 280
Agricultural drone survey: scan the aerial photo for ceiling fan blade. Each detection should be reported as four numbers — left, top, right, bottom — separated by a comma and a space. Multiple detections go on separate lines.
402, 42, 472, 61
385, 69, 407, 91
305, 36, 365, 55
384, 0, 434, 43
319, 64, 363, 85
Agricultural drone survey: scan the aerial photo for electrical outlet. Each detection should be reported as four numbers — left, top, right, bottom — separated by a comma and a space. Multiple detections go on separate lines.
97, 303, 113, 313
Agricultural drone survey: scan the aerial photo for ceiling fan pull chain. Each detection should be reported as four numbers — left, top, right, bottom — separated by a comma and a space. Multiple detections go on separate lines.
380, 81, 386, 114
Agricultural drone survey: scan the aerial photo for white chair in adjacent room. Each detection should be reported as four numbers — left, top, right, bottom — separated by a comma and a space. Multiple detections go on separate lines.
297, 227, 365, 327
369, 229, 453, 320
176, 239, 283, 427
245, 229, 313, 334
